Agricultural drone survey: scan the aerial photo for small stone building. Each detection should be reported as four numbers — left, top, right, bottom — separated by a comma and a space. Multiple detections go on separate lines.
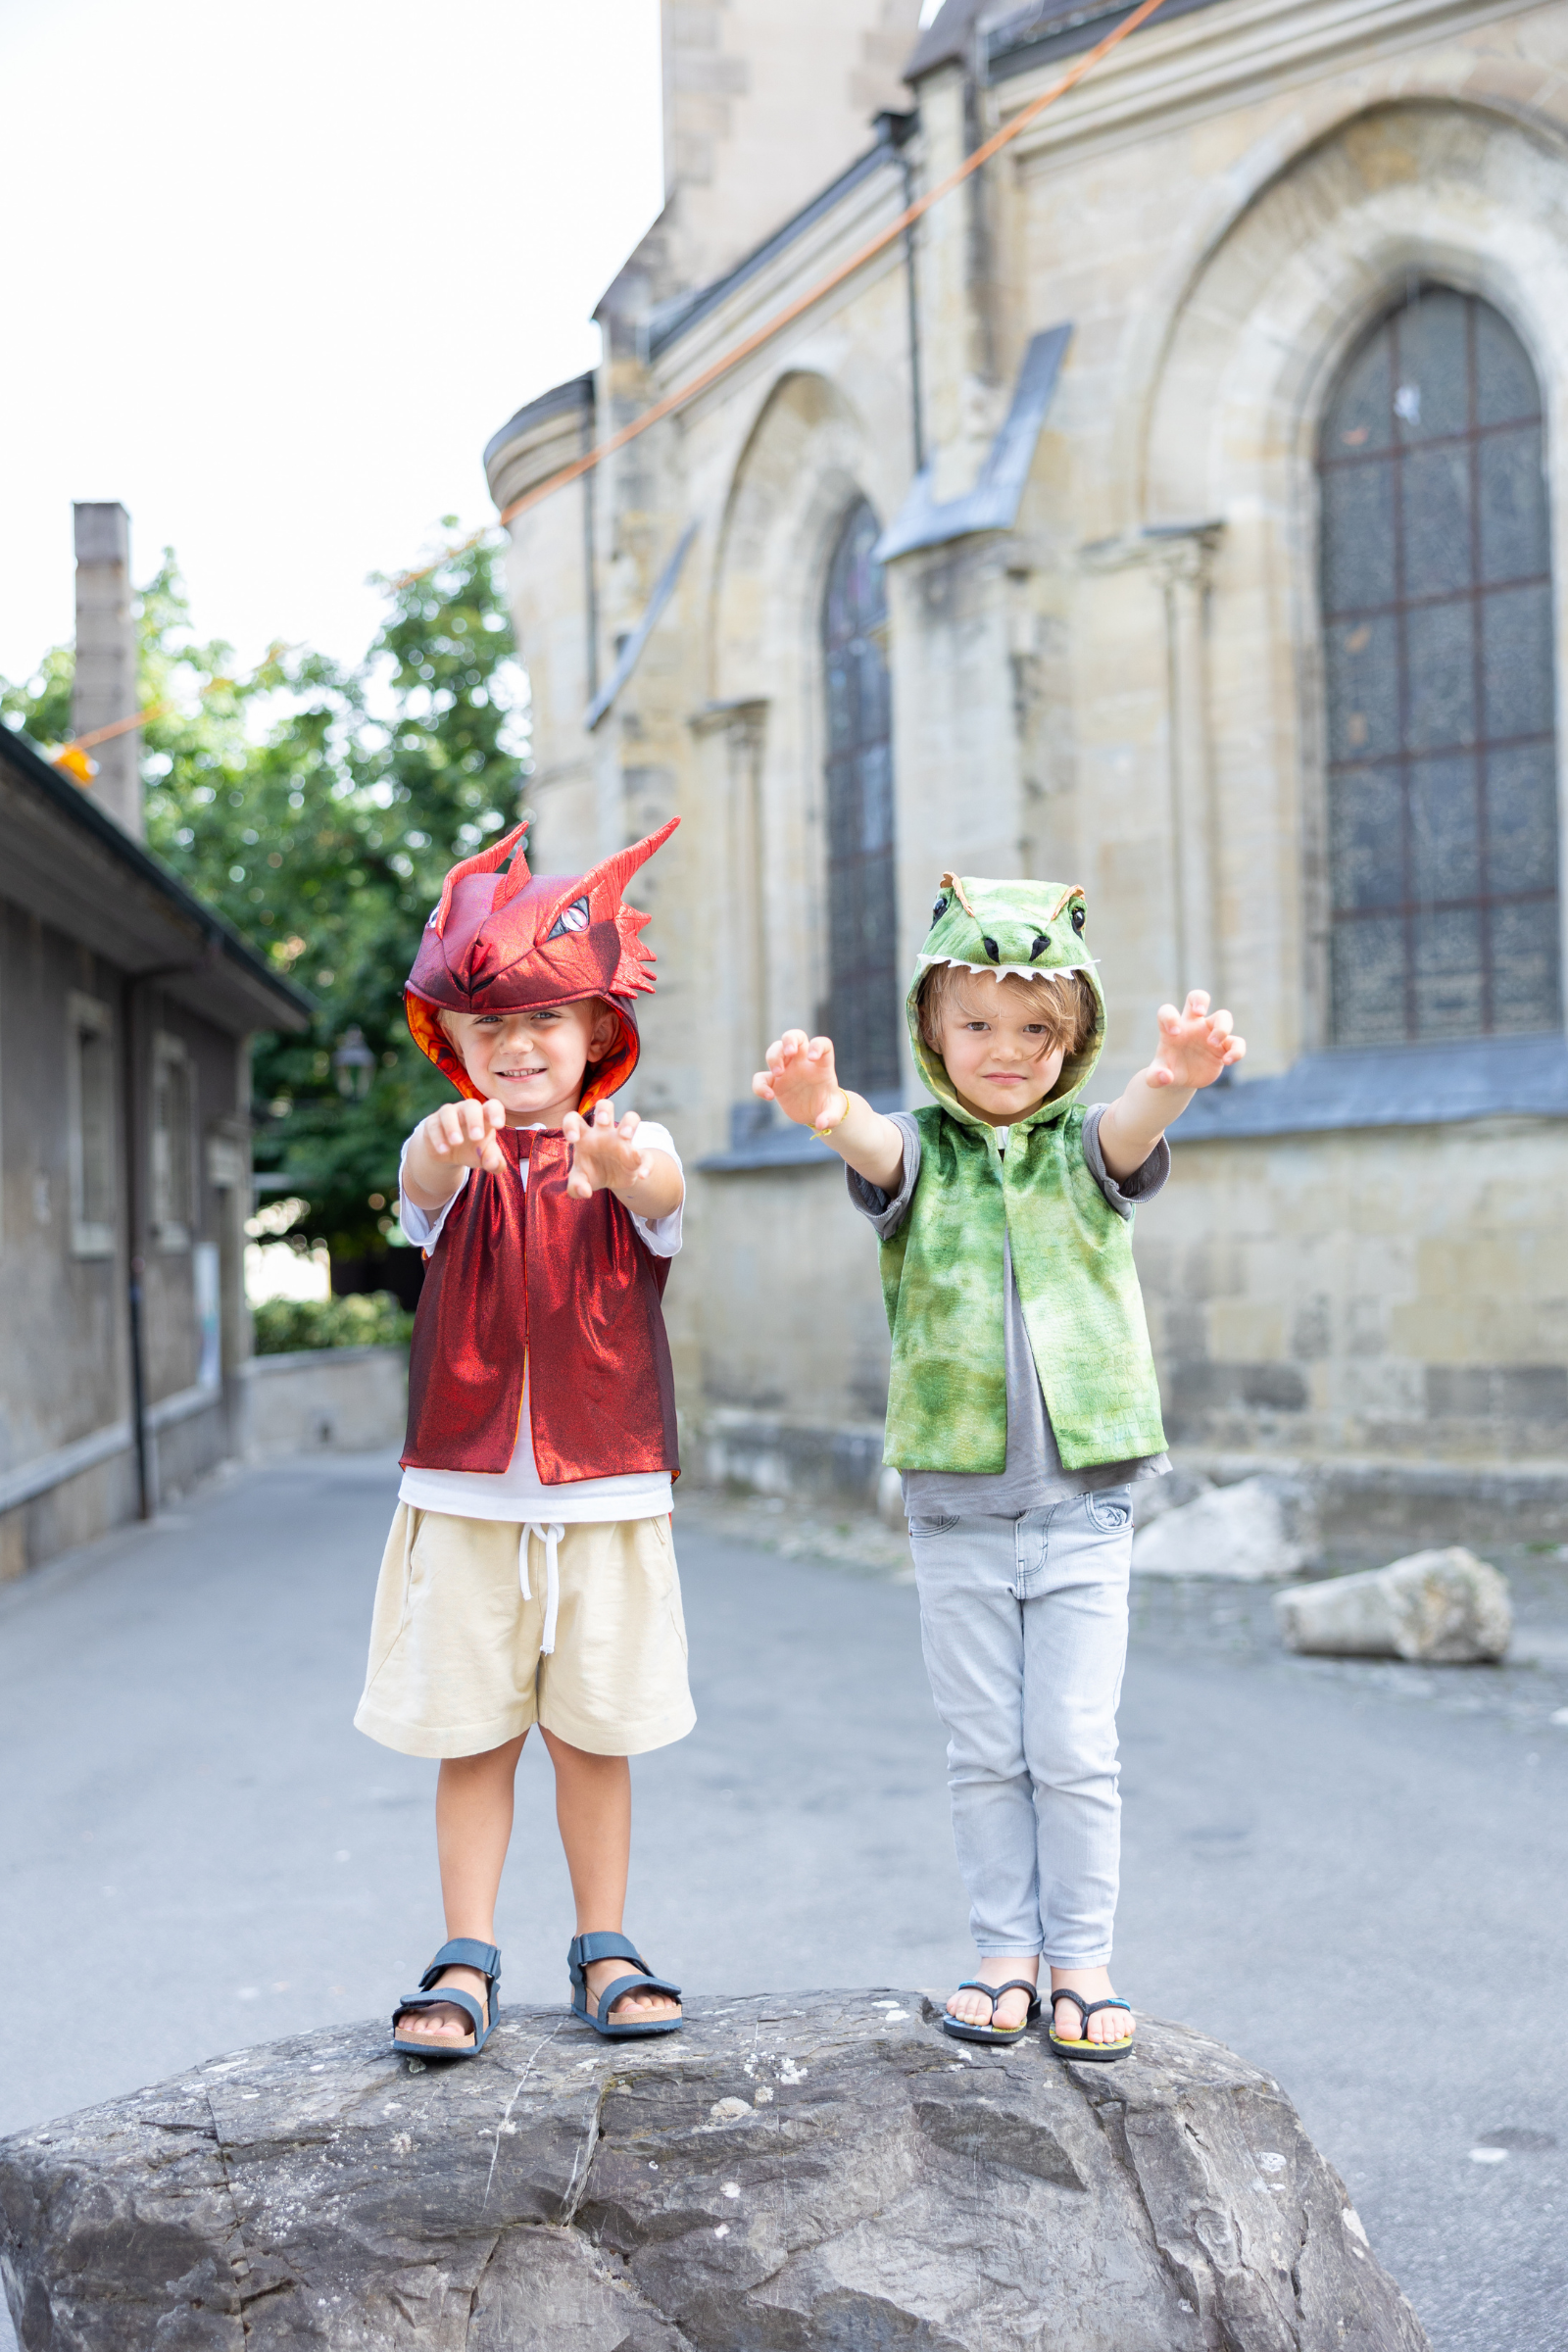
485, 0, 1568, 1541
0, 507, 309, 1575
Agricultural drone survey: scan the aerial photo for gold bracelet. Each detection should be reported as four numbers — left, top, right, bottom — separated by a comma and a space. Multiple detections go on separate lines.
811, 1089, 852, 1142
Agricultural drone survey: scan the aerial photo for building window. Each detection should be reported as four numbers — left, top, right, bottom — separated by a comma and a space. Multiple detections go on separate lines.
67, 991, 116, 1257
151, 1033, 195, 1249
822, 498, 901, 1095
1319, 285, 1561, 1044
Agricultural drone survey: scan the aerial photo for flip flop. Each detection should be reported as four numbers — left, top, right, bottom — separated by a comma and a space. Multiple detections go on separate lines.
940, 1978, 1042, 2045
1048, 1989, 1134, 2063
568, 1931, 682, 2038
391, 1937, 501, 2059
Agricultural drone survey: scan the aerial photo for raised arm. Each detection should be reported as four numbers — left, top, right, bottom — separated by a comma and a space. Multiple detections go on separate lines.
752, 1030, 906, 1193
560, 1102, 684, 1217
403, 1098, 508, 1212
1095, 989, 1245, 1181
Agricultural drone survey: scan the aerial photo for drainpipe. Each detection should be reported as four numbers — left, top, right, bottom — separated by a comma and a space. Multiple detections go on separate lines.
876, 111, 926, 476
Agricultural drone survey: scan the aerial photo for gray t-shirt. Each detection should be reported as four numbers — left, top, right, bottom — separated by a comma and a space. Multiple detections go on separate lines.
848, 1105, 1171, 1517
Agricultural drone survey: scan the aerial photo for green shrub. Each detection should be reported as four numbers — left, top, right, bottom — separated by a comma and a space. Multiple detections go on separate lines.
252, 1292, 414, 1355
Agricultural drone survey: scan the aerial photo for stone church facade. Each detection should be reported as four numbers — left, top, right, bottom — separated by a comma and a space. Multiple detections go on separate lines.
486, 0, 1568, 1541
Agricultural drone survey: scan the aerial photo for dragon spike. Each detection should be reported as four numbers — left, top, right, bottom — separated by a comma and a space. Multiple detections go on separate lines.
431, 818, 531, 936
580, 814, 681, 907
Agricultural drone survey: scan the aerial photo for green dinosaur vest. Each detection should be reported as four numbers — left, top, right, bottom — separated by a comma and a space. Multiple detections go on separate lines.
878, 873, 1167, 1475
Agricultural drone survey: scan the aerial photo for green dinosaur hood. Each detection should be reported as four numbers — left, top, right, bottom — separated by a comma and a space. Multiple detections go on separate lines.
906, 872, 1103, 1126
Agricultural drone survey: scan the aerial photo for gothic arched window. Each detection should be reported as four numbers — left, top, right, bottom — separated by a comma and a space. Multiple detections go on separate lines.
1319, 286, 1561, 1043
822, 499, 901, 1094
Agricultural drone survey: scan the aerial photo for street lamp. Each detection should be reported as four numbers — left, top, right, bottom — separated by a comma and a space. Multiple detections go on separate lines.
333, 1024, 375, 1099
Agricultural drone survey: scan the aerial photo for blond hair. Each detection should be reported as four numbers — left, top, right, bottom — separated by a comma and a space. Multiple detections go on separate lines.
915, 961, 1097, 1057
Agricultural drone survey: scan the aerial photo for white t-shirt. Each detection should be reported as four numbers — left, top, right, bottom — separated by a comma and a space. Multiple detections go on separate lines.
396, 1121, 683, 1525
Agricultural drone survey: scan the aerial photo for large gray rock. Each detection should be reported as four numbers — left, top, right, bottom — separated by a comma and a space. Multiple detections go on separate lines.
1276, 1546, 1512, 1663
0, 1990, 1428, 2351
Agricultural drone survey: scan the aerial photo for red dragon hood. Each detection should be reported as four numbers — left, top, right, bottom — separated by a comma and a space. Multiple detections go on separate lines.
405, 816, 679, 1114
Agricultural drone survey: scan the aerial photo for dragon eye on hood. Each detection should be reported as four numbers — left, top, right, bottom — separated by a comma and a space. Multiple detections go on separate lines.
547, 896, 591, 941
1070, 906, 1086, 936
931, 893, 948, 925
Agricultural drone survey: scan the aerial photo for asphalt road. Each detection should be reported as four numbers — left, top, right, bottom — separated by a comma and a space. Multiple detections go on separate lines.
1, 1453, 1565, 2351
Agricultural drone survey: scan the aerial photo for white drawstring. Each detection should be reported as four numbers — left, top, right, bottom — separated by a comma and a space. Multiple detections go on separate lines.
518, 1521, 565, 1655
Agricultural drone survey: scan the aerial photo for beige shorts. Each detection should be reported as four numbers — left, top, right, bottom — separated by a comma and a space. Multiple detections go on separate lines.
353, 1506, 695, 1760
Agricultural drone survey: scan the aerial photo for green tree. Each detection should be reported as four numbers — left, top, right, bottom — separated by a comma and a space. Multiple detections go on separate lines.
1, 530, 527, 1266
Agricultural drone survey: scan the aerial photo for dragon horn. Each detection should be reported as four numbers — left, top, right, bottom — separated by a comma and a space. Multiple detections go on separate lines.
579, 814, 681, 905
431, 819, 530, 936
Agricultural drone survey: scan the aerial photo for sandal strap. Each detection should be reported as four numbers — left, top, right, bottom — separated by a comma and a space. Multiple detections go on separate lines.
396, 1986, 485, 2035
988, 1980, 1041, 2009
1050, 1988, 1090, 2029
953, 1980, 1040, 2017
585, 1968, 682, 2019
421, 1938, 500, 1988
566, 1929, 649, 1984
1080, 1998, 1132, 2022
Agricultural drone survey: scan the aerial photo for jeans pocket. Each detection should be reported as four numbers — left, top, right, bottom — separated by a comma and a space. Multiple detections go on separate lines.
907, 1513, 959, 1538
1086, 1487, 1133, 1533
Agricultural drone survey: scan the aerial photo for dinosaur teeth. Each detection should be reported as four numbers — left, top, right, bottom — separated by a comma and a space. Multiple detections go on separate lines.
915, 955, 1100, 979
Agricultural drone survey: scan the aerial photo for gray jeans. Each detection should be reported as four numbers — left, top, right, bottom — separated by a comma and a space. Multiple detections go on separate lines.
909, 1489, 1134, 1967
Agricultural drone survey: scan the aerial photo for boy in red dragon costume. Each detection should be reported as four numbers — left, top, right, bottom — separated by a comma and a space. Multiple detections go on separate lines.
354, 815, 690, 2053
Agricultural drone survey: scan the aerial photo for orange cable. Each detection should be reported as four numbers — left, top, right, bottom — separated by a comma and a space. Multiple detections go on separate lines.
54, 663, 263, 771
495, 0, 1173, 533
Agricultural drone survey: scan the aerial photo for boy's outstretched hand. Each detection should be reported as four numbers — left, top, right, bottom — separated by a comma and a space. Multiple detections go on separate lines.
1143, 990, 1245, 1091
402, 1098, 508, 1210
753, 1029, 906, 1192
562, 1100, 685, 1218
752, 1029, 846, 1133
1097, 990, 1245, 1181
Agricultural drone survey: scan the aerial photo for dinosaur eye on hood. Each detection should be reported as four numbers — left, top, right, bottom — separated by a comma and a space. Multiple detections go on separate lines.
547, 896, 591, 941
1070, 906, 1086, 936
931, 892, 948, 925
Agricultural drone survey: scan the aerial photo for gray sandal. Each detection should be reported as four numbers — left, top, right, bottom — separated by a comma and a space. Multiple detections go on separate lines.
391, 1937, 501, 2059
568, 1932, 681, 2038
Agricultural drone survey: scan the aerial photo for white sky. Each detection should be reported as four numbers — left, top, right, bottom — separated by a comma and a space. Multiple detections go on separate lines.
0, 0, 664, 687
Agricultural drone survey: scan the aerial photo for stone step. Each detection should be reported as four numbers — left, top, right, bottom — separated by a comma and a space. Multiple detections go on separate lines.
0, 1989, 1429, 2351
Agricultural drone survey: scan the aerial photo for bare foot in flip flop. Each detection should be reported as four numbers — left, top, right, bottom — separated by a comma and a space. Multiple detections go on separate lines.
1049, 1964, 1135, 2050
947, 1961, 1135, 2047
581, 1956, 680, 2026
947, 1957, 1040, 2035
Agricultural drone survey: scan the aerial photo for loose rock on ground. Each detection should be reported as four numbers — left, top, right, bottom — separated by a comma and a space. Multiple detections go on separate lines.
0, 1987, 1429, 2351
1276, 1546, 1512, 1663
1132, 1476, 1315, 1582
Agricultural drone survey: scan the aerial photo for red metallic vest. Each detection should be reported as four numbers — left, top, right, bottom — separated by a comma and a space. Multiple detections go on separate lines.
401, 1127, 678, 1485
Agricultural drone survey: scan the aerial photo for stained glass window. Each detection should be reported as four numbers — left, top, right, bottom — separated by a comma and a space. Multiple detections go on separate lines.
822, 500, 901, 1094
1319, 287, 1561, 1042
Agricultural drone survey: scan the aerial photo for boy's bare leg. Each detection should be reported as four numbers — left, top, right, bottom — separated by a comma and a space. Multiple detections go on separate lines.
395, 1733, 526, 2049
542, 1730, 680, 2025
949, 1959, 1133, 2044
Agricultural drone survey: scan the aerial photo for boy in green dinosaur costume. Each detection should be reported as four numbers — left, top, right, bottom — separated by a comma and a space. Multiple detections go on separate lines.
754, 873, 1243, 2058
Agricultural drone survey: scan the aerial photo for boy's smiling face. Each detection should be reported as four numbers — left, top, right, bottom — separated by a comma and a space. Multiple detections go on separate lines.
933, 975, 1068, 1124
439, 1000, 616, 1126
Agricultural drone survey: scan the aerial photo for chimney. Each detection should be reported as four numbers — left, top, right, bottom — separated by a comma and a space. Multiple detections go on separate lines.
72, 502, 142, 839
